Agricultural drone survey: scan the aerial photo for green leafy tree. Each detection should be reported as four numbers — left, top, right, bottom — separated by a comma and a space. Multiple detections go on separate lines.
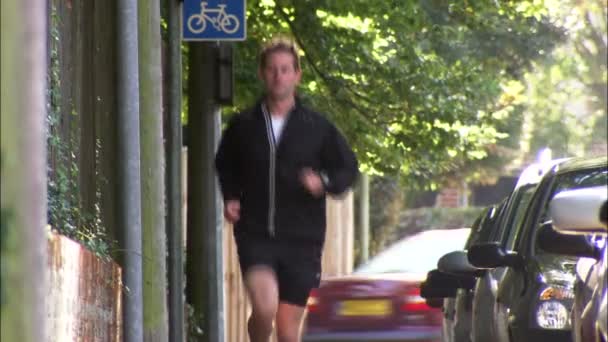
519, 0, 607, 161
230, 0, 564, 185
230, 1, 571, 263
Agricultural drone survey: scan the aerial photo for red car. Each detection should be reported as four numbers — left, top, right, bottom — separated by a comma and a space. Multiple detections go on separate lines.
303, 228, 472, 342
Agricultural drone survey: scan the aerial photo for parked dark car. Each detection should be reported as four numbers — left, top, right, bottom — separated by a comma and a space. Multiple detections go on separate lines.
422, 159, 564, 342
303, 228, 471, 342
420, 204, 503, 342
468, 157, 607, 342
539, 185, 608, 342
466, 160, 566, 342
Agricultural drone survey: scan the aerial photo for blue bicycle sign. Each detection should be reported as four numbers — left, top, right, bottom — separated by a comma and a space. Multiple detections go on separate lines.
183, 0, 246, 41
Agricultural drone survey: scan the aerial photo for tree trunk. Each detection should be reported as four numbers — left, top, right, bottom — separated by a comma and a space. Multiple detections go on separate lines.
139, 0, 169, 340
0, 0, 48, 340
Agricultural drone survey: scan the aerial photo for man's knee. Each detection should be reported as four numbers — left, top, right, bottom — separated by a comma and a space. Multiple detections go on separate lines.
250, 302, 277, 327
276, 302, 306, 342
248, 311, 274, 337
248, 297, 277, 341
245, 265, 279, 335
276, 325, 299, 342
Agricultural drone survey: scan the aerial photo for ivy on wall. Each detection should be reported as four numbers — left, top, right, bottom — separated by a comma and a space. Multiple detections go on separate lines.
46, 5, 113, 259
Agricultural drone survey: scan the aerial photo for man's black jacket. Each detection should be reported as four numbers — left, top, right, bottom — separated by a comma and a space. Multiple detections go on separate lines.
215, 99, 358, 246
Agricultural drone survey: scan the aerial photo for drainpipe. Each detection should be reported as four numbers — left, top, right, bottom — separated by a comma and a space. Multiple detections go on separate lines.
164, 0, 184, 340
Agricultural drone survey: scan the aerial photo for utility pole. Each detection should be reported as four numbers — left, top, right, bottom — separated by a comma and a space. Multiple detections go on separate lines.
359, 173, 370, 263
163, 0, 184, 340
186, 42, 225, 342
116, 0, 144, 340
139, 0, 169, 339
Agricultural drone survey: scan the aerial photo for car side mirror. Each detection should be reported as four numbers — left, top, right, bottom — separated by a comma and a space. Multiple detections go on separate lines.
420, 279, 457, 299
536, 222, 600, 259
420, 269, 476, 300
467, 242, 523, 269
429, 268, 477, 289
550, 186, 607, 234
438, 250, 486, 277
420, 270, 458, 299
425, 297, 444, 309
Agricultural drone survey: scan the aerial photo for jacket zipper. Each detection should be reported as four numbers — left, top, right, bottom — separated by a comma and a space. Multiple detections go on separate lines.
262, 104, 276, 237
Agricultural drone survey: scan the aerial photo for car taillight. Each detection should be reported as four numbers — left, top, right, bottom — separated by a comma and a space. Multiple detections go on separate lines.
400, 287, 431, 312
307, 288, 320, 313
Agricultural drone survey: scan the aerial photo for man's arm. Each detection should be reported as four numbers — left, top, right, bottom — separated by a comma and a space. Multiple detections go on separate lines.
320, 123, 359, 196
214, 115, 242, 201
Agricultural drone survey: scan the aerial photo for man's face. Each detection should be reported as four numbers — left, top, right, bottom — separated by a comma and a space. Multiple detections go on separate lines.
259, 51, 301, 102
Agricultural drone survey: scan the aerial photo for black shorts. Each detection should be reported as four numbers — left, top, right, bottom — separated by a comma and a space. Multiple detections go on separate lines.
234, 234, 322, 307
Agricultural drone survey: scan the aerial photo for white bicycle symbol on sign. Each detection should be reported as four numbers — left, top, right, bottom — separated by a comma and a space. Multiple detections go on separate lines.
187, 1, 240, 34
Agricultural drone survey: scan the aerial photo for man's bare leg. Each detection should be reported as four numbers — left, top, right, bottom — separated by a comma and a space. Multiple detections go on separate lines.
244, 266, 279, 342
275, 301, 307, 342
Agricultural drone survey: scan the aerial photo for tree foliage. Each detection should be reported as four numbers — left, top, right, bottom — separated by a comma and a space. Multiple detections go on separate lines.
230, 0, 565, 186
518, 0, 607, 161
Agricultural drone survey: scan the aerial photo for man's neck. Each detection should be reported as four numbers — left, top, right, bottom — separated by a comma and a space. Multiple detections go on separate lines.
266, 96, 295, 118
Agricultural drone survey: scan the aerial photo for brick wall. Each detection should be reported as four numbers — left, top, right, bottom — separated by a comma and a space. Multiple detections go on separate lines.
46, 233, 122, 341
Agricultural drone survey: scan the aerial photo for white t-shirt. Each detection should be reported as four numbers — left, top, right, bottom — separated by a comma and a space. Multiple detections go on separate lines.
271, 116, 286, 143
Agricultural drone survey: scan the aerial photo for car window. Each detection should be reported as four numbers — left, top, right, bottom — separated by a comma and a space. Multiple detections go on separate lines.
466, 203, 504, 247
513, 170, 556, 252
463, 207, 489, 248
503, 185, 537, 251
540, 167, 608, 223
354, 228, 471, 275
533, 166, 608, 256
481, 200, 506, 242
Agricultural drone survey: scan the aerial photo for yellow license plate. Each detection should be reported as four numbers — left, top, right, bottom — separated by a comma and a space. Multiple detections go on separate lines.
339, 299, 392, 316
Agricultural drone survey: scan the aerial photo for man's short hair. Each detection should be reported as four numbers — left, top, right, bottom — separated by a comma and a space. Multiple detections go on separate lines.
258, 36, 301, 71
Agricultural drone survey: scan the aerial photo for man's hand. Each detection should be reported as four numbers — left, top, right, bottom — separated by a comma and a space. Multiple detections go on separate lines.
224, 200, 241, 224
300, 168, 325, 197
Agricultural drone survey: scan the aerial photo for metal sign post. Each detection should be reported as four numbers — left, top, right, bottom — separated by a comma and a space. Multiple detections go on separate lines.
182, 0, 246, 41
183, 1, 239, 338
